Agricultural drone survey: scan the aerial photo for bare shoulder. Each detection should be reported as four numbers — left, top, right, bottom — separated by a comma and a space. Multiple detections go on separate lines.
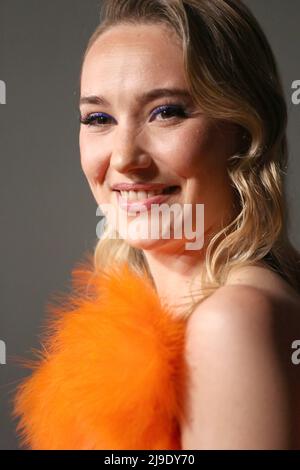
186, 275, 286, 368
187, 263, 300, 340
182, 265, 300, 449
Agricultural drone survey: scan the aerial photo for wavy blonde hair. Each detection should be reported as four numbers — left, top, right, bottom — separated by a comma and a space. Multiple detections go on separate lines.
80, 0, 300, 316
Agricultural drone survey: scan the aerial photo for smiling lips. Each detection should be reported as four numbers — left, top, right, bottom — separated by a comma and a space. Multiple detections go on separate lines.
111, 182, 179, 192
111, 183, 181, 211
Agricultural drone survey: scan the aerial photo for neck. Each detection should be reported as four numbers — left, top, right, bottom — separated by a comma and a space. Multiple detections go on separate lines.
143, 243, 207, 318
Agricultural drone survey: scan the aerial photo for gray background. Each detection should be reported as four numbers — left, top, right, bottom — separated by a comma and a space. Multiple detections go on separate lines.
0, 0, 299, 450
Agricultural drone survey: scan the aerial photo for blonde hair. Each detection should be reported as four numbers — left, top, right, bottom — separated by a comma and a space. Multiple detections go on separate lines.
80, 0, 300, 315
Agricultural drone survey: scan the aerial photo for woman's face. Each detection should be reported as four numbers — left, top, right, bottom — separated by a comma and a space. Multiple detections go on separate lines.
79, 23, 239, 252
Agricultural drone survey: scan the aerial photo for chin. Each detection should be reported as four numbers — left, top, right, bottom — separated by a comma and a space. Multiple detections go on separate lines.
119, 236, 166, 251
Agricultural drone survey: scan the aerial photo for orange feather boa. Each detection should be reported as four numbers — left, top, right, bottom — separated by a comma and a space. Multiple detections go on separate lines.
12, 256, 188, 450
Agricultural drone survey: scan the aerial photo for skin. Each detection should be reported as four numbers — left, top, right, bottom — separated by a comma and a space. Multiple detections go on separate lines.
79, 23, 300, 449
183, 266, 300, 449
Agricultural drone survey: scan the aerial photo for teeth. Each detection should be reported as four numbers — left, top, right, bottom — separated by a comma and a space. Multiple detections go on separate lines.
119, 190, 164, 201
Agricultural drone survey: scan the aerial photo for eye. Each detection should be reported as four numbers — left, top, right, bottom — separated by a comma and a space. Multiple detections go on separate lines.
80, 112, 115, 127
150, 104, 189, 122
79, 103, 190, 128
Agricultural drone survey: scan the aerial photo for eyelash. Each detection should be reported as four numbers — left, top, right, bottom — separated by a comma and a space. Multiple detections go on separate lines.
79, 103, 190, 127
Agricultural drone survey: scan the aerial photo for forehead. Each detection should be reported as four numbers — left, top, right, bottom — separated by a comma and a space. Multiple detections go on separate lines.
81, 23, 187, 99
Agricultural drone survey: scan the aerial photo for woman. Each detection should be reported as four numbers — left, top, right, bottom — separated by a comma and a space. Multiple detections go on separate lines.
12, 0, 300, 450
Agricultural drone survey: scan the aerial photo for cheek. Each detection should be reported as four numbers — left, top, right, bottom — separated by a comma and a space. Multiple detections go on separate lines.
157, 125, 213, 178
162, 122, 235, 181
79, 131, 109, 185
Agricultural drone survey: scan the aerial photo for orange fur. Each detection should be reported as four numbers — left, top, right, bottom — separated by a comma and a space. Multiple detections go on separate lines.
12, 257, 188, 449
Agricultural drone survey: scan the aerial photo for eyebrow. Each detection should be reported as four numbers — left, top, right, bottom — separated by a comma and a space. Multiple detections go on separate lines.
79, 87, 193, 107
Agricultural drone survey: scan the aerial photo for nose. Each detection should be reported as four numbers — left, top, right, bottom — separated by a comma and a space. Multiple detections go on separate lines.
109, 125, 152, 173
